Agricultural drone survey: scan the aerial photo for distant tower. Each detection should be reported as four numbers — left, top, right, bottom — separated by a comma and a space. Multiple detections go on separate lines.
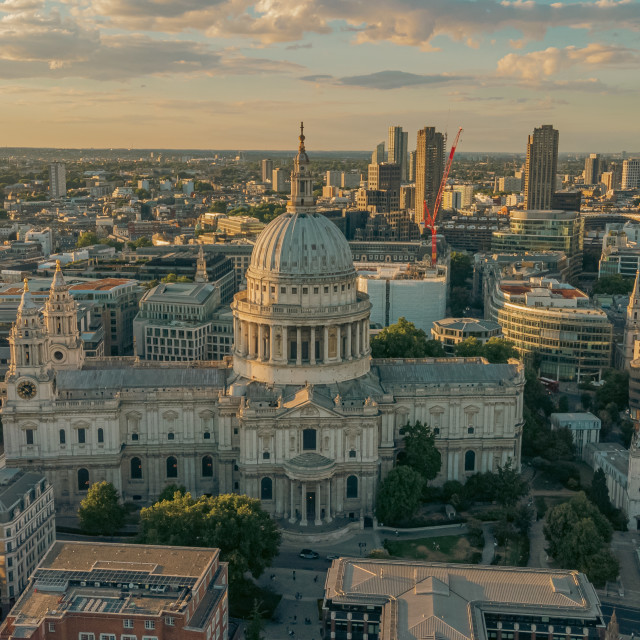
43, 261, 84, 370
371, 141, 385, 165
622, 158, 640, 190
623, 272, 640, 370
49, 162, 67, 198
415, 127, 445, 224
195, 246, 209, 283
584, 153, 601, 185
388, 126, 409, 181
409, 150, 416, 183
524, 124, 558, 210
261, 159, 273, 184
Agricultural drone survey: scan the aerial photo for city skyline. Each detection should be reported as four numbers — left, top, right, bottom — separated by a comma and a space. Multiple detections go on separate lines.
0, 0, 639, 151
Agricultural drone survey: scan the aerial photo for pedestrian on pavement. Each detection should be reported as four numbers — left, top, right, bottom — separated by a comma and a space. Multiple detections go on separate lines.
292, 570, 296, 581
314, 575, 318, 583
395, 530, 398, 536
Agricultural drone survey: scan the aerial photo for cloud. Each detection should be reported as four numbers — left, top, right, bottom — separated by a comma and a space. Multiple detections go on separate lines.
0, 6, 303, 79
57, 0, 640, 48
285, 42, 312, 50
302, 70, 465, 90
496, 43, 640, 80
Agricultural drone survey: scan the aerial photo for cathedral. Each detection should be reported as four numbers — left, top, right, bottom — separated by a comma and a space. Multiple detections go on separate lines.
2, 127, 525, 528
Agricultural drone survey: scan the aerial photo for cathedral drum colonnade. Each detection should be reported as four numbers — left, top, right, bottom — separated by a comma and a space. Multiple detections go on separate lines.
1, 125, 525, 530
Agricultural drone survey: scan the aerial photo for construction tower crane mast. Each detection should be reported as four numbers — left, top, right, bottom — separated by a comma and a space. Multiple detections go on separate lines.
423, 127, 463, 265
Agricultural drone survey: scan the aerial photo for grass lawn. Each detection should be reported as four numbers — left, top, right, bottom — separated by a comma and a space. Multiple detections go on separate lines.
384, 535, 482, 564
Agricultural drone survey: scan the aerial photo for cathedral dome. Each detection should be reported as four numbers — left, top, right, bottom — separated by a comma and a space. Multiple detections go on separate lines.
248, 211, 354, 281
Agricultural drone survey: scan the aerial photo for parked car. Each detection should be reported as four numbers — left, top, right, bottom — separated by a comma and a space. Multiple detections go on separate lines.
299, 549, 319, 559
326, 554, 340, 561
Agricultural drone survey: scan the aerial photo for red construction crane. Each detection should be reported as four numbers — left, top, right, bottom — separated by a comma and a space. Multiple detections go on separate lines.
423, 127, 463, 264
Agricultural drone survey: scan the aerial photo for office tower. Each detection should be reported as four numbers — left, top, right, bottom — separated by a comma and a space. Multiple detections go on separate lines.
524, 124, 559, 210
371, 141, 385, 164
49, 162, 66, 198
261, 158, 273, 183
584, 153, 601, 185
326, 170, 342, 187
409, 150, 416, 182
366, 162, 401, 212
622, 159, 640, 189
272, 167, 286, 192
388, 126, 409, 181
415, 127, 445, 223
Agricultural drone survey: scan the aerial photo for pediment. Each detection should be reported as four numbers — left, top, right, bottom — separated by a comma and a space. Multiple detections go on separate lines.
280, 399, 341, 421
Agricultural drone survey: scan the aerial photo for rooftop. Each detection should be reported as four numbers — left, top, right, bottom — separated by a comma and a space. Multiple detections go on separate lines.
325, 559, 603, 640
141, 282, 217, 305
0, 468, 48, 514
69, 278, 138, 292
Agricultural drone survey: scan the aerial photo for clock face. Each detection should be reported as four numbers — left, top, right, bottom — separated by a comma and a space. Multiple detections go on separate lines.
17, 380, 37, 400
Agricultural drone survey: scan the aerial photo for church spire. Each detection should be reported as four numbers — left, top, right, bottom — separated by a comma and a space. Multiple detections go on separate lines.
288, 123, 314, 214
51, 259, 65, 290
298, 121, 306, 153
17, 278, 36, 315
195, 245, 209, 283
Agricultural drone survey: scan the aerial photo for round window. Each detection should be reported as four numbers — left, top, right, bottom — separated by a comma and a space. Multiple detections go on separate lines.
53, 351, 64, 361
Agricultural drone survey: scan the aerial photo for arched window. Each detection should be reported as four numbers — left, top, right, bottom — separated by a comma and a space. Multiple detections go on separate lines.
59, 429, 66, 445
166, 456, 178, 478
97, 428, 104, 444
346, 475, 358, 499
77, 468, 89, 491
303, 429, 317, 451
167, 432, 175, 441
261, 477, 273, 501
131, 457, 142, 480
465, 450, 476, 472
202, 455, 213, 477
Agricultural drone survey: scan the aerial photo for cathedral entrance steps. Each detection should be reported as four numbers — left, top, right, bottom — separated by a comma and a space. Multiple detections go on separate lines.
279, 518, 363, 544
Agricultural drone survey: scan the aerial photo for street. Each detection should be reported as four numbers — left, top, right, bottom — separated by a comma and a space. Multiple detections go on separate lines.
601, 601, 640, 635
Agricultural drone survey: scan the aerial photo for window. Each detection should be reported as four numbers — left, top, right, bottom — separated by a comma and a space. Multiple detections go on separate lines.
166, 456, 178, 478
261, 477, 273, 500
78, 428, 86, 444
26, 429, 34, 445
131, 457, 142, 480
77, 468, 89, 491
142, 637, 158, 640
346, 475, 358, 499
121, 636, 136, 640
59, 429, 66, 445
434, 427, 440, 435
262, 451, 270, 459
465, 450, 476, 472
131, 433, 139, 441
167, 432, 175, 441
165, 617, 175, 627
467, 427, 474, 434
144, 621, 155, 630
79, 634, 95, 640
349, 449, 356, 458
202, 455, 213, 477
100, 635, 116, 640
302, 429, 316, 451
98, 428, 104, 443
123, 620, 134, 629
203, 431, 211, 440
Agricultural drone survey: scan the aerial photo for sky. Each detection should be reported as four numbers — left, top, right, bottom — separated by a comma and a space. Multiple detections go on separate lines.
0, 0, 639, 152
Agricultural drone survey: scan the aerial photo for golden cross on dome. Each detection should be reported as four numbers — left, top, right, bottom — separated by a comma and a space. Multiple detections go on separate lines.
56, 259, 61, 271
23, 278, 29, 292
298, 121, 305, 151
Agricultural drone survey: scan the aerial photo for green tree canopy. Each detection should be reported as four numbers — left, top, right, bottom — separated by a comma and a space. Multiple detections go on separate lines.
495, 460, 529, 507
208, 201, 227, 213
128, 236, 152, 249
400, 421, 442, 483
78, 481, 126, 536
454, 337, 518, 363
139, 493, 281, 586
157, 483, 187, 502
76, 232, 99, 248
592, 274, 634, 295
370, 317, 444, 358
375, 466, 425, 526
450, 251, 473, 288
595, 370, 629, 410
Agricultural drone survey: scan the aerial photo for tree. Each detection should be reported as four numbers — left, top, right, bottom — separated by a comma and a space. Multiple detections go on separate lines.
157, 483, 187, 502
400, 421, 442, 483
592, 274, 634, 295
588, 469, 612, 515
209, 201, 227, 213
135, 188, 151, 199
424, 339, 446, 357
78, 481, 126, 536
370, 317, 430, 358
245, 600, 265, 640
450, 286, 470, 316
128, 236, 152, 249
595, 370, 629, 410
375, 466, 425, 526
77, 232, 99, 248
581, 392, 592, 411
450, 251, 473, 288
482, 337, 518, 363
454, 337, 484, 358
495, 460, 528, 507
139, 493, 281, 587
557, 395, 570, 413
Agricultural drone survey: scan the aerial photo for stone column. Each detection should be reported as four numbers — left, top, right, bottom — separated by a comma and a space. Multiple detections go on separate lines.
346, 323, 352, 360
355, 320, 361, 357
326, 478, 332, 523
310, 327, 316, 365
289, 480, 296, 524
269, 326, 275, 362
301, 482, 307, 526
258, 324, 265, 360
296, 327, 302, 365
248, 323, 255, 358
323, 326, 329, 362
315, 482, 322, 526
282, 325, 288, 361
336, 325, 341, 361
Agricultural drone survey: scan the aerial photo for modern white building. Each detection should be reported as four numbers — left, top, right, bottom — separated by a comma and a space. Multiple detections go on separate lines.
622, 158, 640, 190
599, 222, 640, 278
23, 229, 53, 257
1, 128, 525, 531
0, 468, 55, 611
356, 262, 447, 332
432, 318, 503, 354
549, 412, 601, 460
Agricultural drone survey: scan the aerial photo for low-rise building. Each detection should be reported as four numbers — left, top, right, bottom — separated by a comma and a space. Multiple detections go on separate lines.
550, 412, 601, 459
486, 276, 612, 381
356, 262, 447, 332
0, 541, 229, 640
323, 558, 605, 640
216, 216, 264, 238
599, 221, 640, 278
0, 469, 55, 612
432, 317, 503, 354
